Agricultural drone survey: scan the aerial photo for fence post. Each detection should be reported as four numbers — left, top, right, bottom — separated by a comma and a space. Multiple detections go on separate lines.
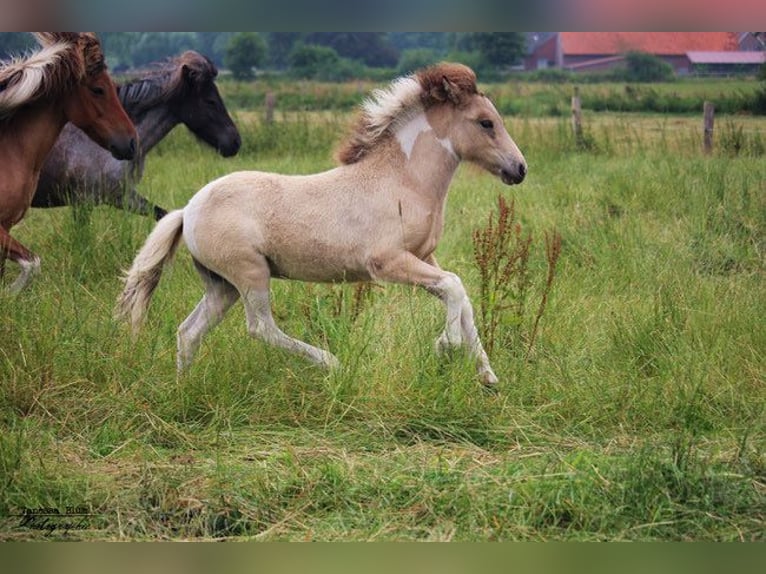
571, 86, 582, 143
703, 101, 715, 155
265, 92, 276, 124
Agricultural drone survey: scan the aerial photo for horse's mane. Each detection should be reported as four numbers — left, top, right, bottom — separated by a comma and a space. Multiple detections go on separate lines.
336, 62, 478, 165
118, 51, 218, 115
0, 32, 103, 120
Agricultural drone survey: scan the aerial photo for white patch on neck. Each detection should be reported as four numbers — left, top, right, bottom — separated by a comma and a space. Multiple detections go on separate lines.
395, 112, 455, 160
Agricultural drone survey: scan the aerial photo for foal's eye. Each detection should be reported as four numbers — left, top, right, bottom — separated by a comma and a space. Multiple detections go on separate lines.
479, 119, 494, 130
89, 86, 105, 96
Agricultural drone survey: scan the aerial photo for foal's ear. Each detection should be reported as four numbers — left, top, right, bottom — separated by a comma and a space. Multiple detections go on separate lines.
441, 76, 462, 105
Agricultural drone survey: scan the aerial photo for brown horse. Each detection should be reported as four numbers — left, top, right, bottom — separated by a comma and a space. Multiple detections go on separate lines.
0, 32, 137, 293
117, 63, 527, 387
33, 50, 241, 221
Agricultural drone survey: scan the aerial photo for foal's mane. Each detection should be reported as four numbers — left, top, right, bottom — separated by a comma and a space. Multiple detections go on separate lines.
0, 32, 103, 120
336, 62, 478, 165
118, 51, 218, 115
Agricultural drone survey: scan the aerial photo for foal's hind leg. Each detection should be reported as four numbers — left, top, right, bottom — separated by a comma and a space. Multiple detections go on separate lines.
177, 263, 240, 371
233, 255, 338, 368
242, 288, 340, 369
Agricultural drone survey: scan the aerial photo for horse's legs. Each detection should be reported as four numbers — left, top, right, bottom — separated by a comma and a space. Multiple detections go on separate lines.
116, 187, 167, 220
242, 288, 340, 369
372, 251, 497, 386
177, 264, 240, 371
0, 226, 41, 294
422, 254, 460, 353
153, 205, 168, 220
230, 254, 338, 368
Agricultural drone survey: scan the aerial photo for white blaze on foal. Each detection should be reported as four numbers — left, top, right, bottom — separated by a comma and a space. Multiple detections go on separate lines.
395, 112, 456, 160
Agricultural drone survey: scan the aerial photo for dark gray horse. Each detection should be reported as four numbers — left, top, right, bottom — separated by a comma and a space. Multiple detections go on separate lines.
33, 51, 241, 221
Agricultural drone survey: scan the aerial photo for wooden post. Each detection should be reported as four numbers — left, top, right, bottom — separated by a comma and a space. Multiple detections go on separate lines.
571, 86, 582, 144
703, 101, 715, 155
265, 92, 276, 124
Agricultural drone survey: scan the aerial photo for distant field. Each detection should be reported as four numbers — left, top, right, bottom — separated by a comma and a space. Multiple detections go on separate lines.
0, 79, 763, 540
220, 76, 763, 117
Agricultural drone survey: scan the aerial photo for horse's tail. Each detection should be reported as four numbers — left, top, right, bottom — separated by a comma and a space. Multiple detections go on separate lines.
115, 209, 185, 333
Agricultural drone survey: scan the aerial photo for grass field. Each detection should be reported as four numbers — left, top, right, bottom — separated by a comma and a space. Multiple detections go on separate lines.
0, 82, 764, 540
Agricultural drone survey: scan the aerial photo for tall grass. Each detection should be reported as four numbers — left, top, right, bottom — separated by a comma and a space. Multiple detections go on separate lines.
0, 94, 763, 540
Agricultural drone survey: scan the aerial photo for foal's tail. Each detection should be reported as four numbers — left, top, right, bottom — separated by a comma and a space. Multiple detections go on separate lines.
115, 209, 185, 333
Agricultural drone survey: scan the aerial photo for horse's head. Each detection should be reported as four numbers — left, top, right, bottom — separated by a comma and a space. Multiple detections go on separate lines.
422, 63, 527, 186
170, 51, 241, 157
55, 33, 137, 160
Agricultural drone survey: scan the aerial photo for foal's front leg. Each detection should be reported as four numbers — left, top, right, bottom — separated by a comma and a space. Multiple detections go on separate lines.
423, 255, 496, 385
372, 252, 497, 387
423, 255, 461, 353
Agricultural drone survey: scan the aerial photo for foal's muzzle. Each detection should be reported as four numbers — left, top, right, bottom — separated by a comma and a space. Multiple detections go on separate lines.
501, 163, 526, 185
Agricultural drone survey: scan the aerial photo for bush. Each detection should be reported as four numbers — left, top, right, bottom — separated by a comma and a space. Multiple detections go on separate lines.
622, 51, 675, 83
287, 44, 367, 82
753, 63, 766, 114
524, 68, 577, 83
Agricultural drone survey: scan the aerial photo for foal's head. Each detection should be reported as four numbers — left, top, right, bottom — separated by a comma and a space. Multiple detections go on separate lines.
337, 62, 527, 185
419, 63, 526, 185
37, 33, 137, 160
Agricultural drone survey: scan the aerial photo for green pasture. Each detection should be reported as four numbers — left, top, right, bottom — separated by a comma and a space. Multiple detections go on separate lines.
0, 83, 764, 540
222, 76, 763, 117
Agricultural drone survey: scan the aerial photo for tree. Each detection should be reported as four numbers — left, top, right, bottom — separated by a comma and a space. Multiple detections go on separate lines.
397, 49, 440, 75
225, 32, 266, 80
288, 44, 340, 78
303, 33, 398, 68
471, 32, 526, 69
100, 33, 139, 69
388, 33, 449, 54
196, 32, 234, 67
130, 33, 197, 67
266, 33, 303, 69
101, 33, 201, 69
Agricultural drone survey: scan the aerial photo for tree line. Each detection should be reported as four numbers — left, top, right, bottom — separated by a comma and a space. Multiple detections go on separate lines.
0, 32, 527, 80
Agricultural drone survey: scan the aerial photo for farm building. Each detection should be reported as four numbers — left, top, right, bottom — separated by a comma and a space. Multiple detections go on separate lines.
686, 51, 766, 76
525, 32, 765, 75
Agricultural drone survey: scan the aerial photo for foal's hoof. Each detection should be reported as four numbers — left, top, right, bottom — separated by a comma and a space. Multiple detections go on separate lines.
481, 381, 500, 395
322, 353, 341, 370
479, 368, 499, 392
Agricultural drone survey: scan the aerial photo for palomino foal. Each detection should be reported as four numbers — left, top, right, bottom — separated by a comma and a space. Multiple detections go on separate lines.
117, 62, 526, 387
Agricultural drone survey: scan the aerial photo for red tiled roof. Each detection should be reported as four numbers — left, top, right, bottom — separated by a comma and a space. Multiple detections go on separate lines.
560, 33, 739, 56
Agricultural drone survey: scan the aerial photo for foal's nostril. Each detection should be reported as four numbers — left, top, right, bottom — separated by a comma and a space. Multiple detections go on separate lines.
518, 163, 527, 181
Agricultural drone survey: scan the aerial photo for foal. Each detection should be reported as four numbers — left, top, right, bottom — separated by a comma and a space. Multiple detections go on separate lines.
117, 62, 526, 387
